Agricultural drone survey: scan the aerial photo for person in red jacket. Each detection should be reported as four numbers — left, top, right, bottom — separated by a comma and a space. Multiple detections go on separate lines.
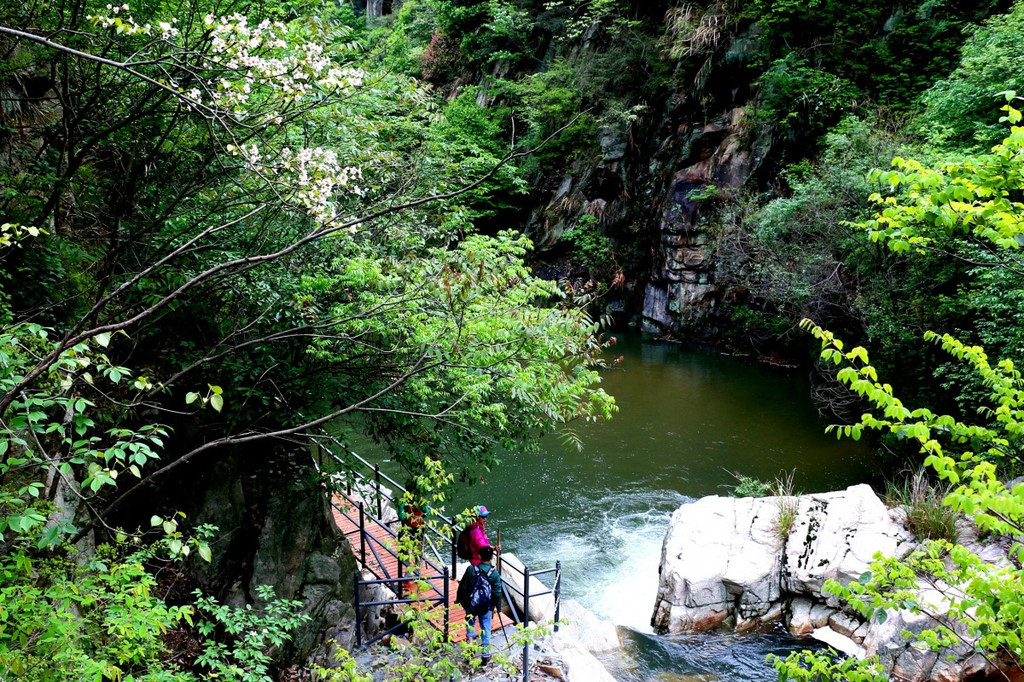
467, 505, 491, 566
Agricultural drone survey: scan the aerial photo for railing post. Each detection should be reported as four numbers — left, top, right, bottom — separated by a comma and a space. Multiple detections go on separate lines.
450, 520, 457, 572
359, 502, 366, 565
554, 560, 561, 633
397, 554, 404, 599
374, 464, 383, 518
522, 565, 530, 682
443, 566, 450, 643
523, 565, 530, 626
354, 570, 362, 648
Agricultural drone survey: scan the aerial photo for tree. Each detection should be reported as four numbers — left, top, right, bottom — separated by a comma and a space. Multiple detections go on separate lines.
0, 1, 614, 674
922, 0, 1024, 149
0, 0, 613, 528
772, 103, 1024, 680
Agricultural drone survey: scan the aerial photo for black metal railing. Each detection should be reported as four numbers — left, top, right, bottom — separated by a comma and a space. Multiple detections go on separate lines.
312, 435, 460, 573
353, 569, 450, 649
328, 487, 447, 601
311, 435, 563, 681
497, 558, 561, 681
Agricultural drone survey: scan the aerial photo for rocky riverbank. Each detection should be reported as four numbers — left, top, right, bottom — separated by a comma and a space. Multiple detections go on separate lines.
652, 484, 1015, 681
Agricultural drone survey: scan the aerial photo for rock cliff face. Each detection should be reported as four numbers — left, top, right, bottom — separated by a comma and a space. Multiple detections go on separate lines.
652, 485, 1010, 682
526, 100, 767, 339
642, 108, 766, 336
159, 448, 358, 664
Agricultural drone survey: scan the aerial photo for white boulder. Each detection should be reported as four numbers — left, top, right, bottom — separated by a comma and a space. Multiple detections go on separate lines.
500, 552, 557, 624
652, 493, 782, 633
783, 485, 914, 596
548, 637, 619, 682
552, 600, 620, 653
651, 483, 1018, 682
652, 484, 913, 635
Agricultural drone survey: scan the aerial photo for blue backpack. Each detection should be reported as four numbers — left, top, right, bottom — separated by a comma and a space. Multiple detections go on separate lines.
462, 565, 494, 616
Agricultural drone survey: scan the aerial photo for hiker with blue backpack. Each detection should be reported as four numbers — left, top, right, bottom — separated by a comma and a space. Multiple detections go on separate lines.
458, 545, 502, 664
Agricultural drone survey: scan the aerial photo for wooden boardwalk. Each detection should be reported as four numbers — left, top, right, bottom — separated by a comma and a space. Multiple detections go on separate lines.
331, 494, 513, 643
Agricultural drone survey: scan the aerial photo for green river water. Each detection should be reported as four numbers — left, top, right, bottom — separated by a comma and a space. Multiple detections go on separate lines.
440, 334, 881, 681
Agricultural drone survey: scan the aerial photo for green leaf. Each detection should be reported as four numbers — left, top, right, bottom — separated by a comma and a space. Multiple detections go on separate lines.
36, 524, 63, 548
210, 393, 224, 413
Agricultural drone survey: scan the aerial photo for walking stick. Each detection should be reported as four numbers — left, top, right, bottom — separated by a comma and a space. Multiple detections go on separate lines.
499, 609, 511, 650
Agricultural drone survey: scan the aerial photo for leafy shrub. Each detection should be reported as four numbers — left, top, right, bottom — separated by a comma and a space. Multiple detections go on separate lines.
421, 31, 463, 82
195, 585, 310, 681
922, 1, 1024, 148
0, 542, 193, 681
563, 214, 617, 278
505, 59, 597, 171
374, 0, 441, 75
729, 472, 772, 497
755, 54, 857, 140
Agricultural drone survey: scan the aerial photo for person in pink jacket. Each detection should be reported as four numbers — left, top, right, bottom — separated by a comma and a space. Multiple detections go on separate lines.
467, 505, 491, 566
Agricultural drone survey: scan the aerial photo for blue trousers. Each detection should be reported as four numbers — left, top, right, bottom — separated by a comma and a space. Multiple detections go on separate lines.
465, 610, 492, 653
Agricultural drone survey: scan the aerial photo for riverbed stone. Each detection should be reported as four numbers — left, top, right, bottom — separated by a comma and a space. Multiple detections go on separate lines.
548, 637, 618, 682
851, 620, 869, 644
859, 588, 980, 682
809, 602, 834, 628
812, 626, 863, 659
553, 600, 620, 653
787, 597, 814, 636
827, 611, 860, 639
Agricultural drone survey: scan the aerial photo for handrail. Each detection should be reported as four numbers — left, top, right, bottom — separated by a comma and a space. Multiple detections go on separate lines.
354, 568, 450, 649
313, 434, 458, 523
500, 561, 559, 599
314, 435, 562, 682
312, 434, 458, 572
329, 490, 447, 602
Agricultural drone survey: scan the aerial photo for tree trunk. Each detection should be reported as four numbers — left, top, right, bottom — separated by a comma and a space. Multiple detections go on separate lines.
366, 0, 384, 25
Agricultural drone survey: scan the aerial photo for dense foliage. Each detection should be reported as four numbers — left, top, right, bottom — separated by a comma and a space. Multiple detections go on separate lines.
5, 0, 1024, 678
0, 0, 615, 677
762, 98, 1024, 680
